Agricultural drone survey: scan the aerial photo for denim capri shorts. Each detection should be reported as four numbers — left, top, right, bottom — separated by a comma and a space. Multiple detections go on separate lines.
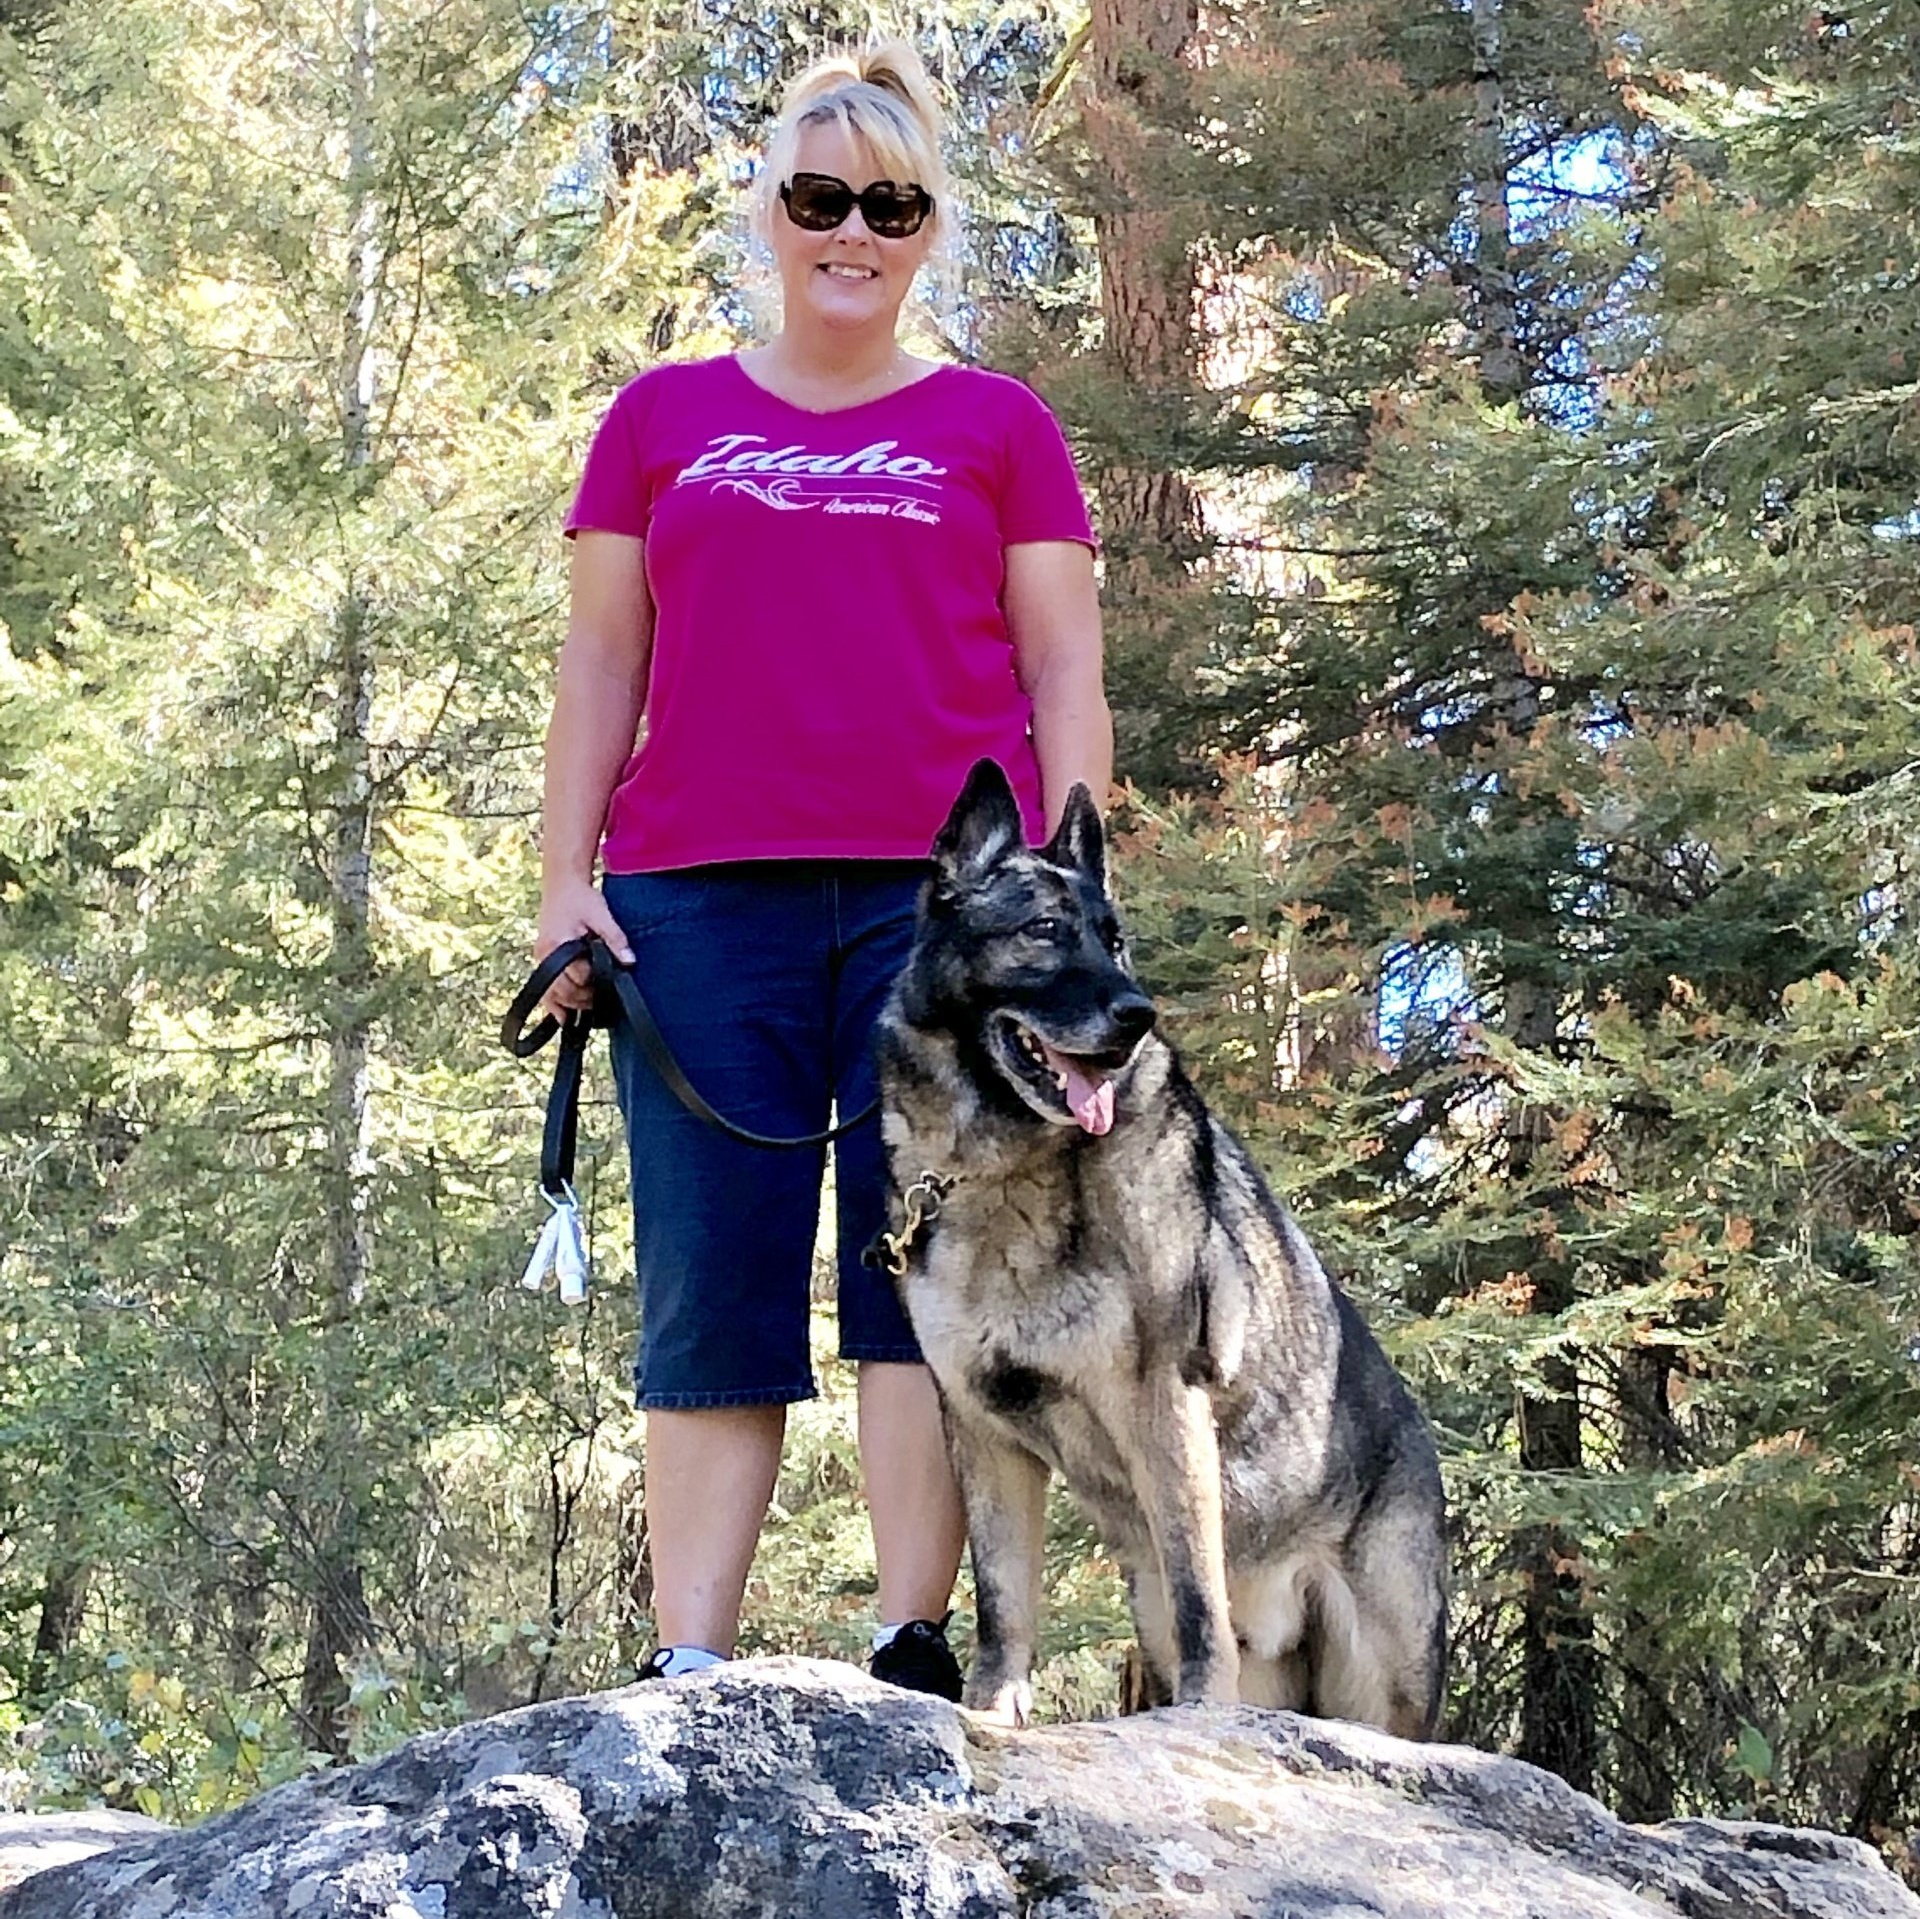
601, 859, 930, 1409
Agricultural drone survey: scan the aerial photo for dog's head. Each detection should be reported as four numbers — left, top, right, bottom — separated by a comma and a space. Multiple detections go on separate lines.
901, 758, 1156, 1136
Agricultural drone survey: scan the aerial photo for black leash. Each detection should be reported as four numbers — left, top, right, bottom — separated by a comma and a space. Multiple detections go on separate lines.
502, 936, 879, 1200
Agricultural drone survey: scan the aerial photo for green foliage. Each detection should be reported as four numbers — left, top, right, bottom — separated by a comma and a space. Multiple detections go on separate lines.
1094, 0, 1919, 1844
1, 0, 1105, 1812
2, 0, 1917, 1884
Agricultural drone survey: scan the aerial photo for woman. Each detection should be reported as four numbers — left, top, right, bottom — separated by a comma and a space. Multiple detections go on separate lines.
536, 40, 1108, 1696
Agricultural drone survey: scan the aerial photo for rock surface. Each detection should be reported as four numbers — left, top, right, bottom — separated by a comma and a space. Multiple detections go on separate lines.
0, 1812, 167, 1893
0, 1658, 1911, 1918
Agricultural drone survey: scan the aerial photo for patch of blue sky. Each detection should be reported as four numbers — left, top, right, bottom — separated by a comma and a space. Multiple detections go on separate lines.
549, 137, 606, 211
1860, 884, 1902, 947
1538, 340, 1601, 432
1283, 277, 1327, 324
1438, 124, 1649, 429
1577, 700, 1630, 750
1378, 940, 1480, 1059
519, 8, 612, 213
1417, 694, 1474, 735
525, 4, 605, 89
1509, 128, 1631, 242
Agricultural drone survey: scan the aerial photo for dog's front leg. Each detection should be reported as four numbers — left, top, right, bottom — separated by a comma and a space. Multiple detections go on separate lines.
1124, 1379, 1239, 1705
949, 1417, 1049, 1727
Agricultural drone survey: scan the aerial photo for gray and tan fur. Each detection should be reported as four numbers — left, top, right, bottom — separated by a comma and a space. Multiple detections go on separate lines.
872, 760, 1447, 1736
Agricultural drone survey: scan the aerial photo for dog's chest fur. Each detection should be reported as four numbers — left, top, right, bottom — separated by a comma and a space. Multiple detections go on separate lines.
903, 1177, 1170, 1548
884, 1031, 1343, 1555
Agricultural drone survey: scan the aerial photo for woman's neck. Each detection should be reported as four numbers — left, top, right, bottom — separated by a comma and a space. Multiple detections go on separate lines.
755, 327, 909, 395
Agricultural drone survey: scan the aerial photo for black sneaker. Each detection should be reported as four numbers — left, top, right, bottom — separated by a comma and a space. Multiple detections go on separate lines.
869, 1616, 963, 1702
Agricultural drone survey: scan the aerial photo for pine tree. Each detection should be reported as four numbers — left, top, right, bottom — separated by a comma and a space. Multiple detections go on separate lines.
1, 0, 1093, 1784
0, 0, 688, 1765
1110, 0, 1920, 1852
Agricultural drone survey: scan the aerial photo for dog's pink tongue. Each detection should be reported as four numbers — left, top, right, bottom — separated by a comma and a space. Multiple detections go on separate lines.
1049, 1051, 1115, 1136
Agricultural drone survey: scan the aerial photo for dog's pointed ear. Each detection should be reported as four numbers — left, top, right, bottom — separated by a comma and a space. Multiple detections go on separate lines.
1041, 782, 1105, 890
931, 758, 1026, 892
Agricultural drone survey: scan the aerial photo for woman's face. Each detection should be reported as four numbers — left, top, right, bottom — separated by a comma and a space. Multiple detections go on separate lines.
768, 118, 936, 338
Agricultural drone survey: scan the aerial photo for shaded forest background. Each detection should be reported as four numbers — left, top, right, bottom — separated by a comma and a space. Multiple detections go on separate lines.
3, 0, 1918, 1876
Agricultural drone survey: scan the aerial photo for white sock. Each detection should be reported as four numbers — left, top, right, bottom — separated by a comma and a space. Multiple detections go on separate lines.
655, 1644, 726, 1676
871, 1623, 906, 1653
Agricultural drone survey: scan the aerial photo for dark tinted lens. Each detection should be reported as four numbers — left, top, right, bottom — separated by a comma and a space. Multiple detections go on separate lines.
859, 184, 931, 237
783, 173, 854, 230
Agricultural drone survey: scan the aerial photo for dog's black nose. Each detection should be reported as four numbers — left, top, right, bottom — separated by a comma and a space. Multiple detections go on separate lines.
1110, 996, 1156, 1050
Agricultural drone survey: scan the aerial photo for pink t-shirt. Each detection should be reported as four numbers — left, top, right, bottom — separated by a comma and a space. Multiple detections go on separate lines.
564, 354, 1095, 873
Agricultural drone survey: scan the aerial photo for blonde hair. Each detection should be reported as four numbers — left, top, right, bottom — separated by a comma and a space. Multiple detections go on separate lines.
750, 40, 955, 247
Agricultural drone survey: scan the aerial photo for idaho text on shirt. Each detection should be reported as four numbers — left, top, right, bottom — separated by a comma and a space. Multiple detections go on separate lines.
675, 434, 947, 525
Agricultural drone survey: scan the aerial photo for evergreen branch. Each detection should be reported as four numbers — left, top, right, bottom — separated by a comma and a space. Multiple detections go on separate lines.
1032, 18, 1091, 120
370, 662, 468, 791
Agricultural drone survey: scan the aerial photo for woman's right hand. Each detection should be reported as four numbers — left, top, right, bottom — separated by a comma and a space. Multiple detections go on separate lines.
535, 877, 636, 1019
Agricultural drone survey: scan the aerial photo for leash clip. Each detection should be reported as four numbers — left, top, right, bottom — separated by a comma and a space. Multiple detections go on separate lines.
521, 1182, 590, 1305
876, 1171, 955, 1279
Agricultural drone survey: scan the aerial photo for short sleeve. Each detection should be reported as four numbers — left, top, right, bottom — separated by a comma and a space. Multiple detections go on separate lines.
564, 379, 653, 541
997, 383, 1098, 551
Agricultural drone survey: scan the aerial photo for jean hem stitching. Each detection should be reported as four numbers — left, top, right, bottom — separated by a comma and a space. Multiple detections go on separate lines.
637, 1383, 817, 1410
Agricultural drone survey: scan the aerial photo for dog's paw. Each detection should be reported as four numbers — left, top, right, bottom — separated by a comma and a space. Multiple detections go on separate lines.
1173, 1661, 1242, 1708
963, 1677, 1033, 1729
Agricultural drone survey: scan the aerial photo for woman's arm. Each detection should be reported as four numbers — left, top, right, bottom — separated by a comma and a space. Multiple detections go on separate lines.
536, 529, 655, 1012
1006, 539, 1112, 837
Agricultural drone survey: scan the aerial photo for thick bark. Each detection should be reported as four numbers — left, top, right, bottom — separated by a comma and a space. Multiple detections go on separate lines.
615, 1466, 654, 1674
1470, 0, 1524, 403
1853, 1706, 1920, 1845
1505, 969, 1596, 1792
1085, 0, 1204, 791
1612, 1341, 1681, 1821
1504, 903, 1597, 1796
1515, 1330, 1598, 1791
299, 1539, 374, 1759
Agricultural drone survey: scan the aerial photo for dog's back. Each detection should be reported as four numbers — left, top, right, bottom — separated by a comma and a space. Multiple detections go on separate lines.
1202, 1110, 1446, 1731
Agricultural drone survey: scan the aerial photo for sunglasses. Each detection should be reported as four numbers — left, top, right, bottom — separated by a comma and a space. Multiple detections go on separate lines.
779, 171, 935, 239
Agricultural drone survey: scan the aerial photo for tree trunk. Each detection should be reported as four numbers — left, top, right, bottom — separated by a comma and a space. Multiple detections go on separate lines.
1612, 1341, 1681, 1820
1515, 1301, 1597, 1791
26, 1550, 89, 1704
1470, 0, 1524, 404
615, 1465, 654, 1675
328, 0, 378, 1321
1470, 0, 1597, 1793
1502, 820, 1597, 1796
1085, 0, 1204, 791
328, 579, 375, 1318
299, 1540, 373, 1757
300, 0, 380, 1760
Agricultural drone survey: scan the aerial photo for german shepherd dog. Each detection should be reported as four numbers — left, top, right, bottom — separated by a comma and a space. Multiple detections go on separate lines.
871, 760, 1447, 1736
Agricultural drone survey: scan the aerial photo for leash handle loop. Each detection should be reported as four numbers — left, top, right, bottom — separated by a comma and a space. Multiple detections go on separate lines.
500, 936, 593, 1059
503, 934, 881, 1166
